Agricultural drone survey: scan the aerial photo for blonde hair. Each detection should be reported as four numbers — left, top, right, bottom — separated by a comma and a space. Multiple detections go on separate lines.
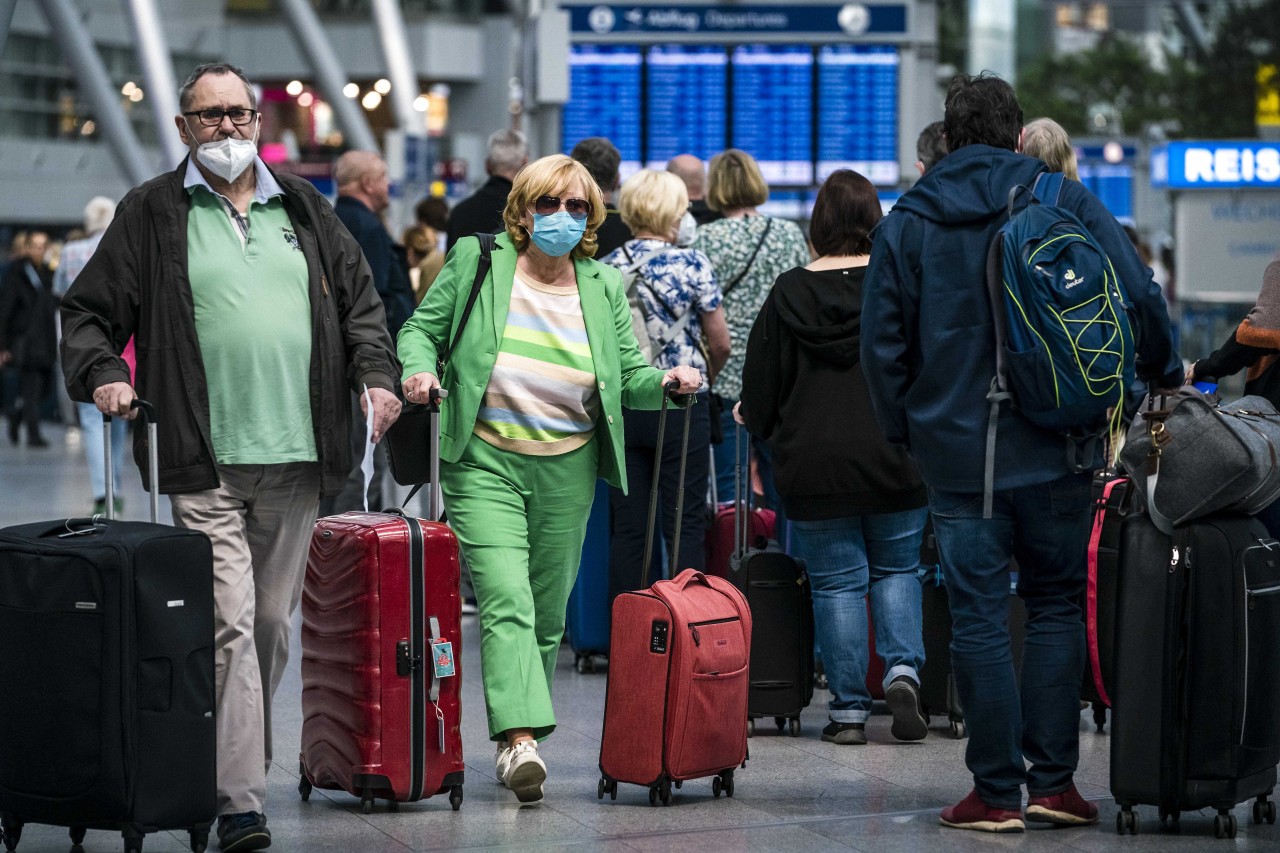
502, 154, 606, 260
618, 170, 688, 237
1022, 118, 1079, 182
706, 149, 768, 212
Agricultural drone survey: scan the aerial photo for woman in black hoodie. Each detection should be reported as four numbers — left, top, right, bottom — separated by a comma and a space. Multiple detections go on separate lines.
739, 170, 929, 745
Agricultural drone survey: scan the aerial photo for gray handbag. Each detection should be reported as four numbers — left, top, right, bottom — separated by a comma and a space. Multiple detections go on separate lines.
1119, 389, 1280, 533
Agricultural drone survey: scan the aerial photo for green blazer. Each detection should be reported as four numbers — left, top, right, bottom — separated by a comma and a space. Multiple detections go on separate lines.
396, 232, 670, 493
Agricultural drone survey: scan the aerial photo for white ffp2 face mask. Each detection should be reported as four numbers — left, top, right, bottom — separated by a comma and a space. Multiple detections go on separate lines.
675, 210, 698, 247
187, 117, 259, 183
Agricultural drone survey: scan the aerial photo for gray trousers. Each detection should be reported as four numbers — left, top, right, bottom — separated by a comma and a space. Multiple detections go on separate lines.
170, 462, 321, 816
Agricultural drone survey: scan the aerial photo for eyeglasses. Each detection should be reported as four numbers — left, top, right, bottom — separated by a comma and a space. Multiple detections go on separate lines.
534, 194, 592, 221
183, 108, 258, 127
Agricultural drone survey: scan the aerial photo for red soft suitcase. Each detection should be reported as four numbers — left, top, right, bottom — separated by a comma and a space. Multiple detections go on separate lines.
298, 392, 465, 812
599, 386, 752, 805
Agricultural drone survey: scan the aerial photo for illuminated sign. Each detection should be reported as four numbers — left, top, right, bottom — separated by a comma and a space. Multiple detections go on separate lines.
565, 4, 908, 36
1153, 142, 1280, 189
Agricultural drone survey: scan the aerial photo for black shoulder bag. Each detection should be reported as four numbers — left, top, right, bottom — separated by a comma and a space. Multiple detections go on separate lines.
387, 232, 497, 490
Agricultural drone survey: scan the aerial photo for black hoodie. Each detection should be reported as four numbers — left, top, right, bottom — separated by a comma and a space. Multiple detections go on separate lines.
740, 265, 927, 520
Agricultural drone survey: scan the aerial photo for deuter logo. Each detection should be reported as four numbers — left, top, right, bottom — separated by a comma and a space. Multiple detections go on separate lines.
1063, 269, 1083, 289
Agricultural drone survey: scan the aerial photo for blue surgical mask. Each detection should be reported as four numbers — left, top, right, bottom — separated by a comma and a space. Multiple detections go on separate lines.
530, 211, 586, 257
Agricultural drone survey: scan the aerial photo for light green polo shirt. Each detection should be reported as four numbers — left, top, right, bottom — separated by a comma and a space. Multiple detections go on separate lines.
185, 162, 316, 464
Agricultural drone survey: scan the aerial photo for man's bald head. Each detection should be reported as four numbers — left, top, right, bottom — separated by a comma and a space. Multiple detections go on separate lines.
666, 154, 706, 200
335, 150, 391, 213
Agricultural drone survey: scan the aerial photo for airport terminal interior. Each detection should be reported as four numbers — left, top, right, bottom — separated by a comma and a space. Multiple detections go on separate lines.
4, 431, 1280, 852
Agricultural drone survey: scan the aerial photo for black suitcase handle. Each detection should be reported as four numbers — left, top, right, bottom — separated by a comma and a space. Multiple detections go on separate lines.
102, 398, 159, 523
639, 381, 693, 589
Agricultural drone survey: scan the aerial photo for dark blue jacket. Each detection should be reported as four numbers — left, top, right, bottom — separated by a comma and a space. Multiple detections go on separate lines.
335, 195, 415, 338
861, 144, 1182, 493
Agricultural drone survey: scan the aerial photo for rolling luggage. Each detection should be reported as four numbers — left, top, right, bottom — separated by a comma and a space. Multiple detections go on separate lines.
1082, 471, 1128, 729
0, 401, 216, 853
299, 390, 465, 812
566, 479, 612, 673
1111, 512, 1280, 839
706, 428, 775, 578
599, 387, 752, 805
725, 427, 813, 738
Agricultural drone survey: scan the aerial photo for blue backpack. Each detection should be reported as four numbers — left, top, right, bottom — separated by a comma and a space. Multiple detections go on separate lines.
982, 172, 1135, 513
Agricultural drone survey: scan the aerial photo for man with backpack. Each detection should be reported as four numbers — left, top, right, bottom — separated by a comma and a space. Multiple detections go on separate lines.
861, 74, 1182, 833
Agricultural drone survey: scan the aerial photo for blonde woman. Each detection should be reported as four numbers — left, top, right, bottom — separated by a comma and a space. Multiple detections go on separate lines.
1021, 117, 1079, 181
397, 155, 702, 804
599, 169, 730, 602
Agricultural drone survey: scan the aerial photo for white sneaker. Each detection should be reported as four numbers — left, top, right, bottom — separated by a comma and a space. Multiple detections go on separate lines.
503, 741, 546, 803
494, 742, 512, 785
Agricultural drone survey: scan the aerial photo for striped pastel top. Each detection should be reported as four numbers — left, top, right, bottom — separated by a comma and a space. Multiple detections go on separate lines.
473, 271, 600, 456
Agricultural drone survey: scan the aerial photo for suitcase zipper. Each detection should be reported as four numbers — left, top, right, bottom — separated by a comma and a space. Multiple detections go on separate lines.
689, 616, 738, 647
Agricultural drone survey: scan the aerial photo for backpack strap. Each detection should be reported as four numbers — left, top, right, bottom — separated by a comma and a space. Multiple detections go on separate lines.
1031, 171, 1065, 206
983, 226, 1014, 519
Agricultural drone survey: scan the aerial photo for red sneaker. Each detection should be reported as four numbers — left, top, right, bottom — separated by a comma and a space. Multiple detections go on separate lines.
939, 789, 1025, 833
1026, 784, 1099, 826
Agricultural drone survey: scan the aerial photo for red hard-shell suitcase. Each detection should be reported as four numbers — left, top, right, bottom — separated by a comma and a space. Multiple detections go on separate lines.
299, 392, 465, 812
598, 386, 752, 805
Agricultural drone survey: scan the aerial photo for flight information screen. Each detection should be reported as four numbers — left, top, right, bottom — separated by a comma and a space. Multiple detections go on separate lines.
563, 44, 643, 177
645, 45, 728, 168
730, 44, 814, 185
816, 44, 900, 185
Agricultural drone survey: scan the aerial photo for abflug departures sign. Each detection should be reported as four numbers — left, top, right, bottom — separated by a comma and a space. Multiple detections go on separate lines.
566, 3, 908, 38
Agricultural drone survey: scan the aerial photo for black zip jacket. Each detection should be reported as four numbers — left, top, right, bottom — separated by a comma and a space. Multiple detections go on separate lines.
740, 265, 927, 520
59, 159, 400, 496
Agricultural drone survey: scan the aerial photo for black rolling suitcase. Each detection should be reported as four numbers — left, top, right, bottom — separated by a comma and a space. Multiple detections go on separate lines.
1111, 511, 1280, 839
0, 402, 216, 853
728, 427, 814, 738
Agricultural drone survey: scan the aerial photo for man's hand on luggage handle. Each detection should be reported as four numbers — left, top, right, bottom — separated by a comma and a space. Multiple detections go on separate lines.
732, 401, 746, 426
362, 387, 402, 444
94, 381, 138, 419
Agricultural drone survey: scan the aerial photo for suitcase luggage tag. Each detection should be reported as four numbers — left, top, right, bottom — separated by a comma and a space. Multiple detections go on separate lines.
428, 616, 453, 752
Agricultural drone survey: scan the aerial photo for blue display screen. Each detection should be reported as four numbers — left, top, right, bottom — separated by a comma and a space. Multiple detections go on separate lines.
731, 44, 813, 185
816, 44, 899, 185
563, 45, 643, 177
645, 45, 728, 168
1079, 163, 1134, 222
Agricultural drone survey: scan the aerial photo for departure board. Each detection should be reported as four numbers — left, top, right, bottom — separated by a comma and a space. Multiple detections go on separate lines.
731, 45, 814, 185
816, 44, 900, 185
645, 45, 728, 169
563, 45, 643, 177
1080, 164, 1134, 221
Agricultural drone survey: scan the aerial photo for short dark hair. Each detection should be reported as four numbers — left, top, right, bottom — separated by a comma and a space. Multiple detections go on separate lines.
570, 137, 621, 193
943, 73, 1022, 152
179, 63, 256, 112
415, 196, 450, 231
915, 121, 948, 172
808, 170, 880, 257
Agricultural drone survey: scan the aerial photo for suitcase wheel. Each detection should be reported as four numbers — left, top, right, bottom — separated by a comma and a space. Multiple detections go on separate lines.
298, 775, 313, 801
122, 828, 144, 853
1253, 797, 1276, 825
69, 827, 86, 846
188, 829, 208, 853
1159, 808, 1180, 827
1214, 812, 1238, 839
449, 784, 464, 811
950, 720, 966, 739
788, 718, 800, 737
361, 789, 375, 814
1, 817, 21, 852
673, 780, 682, 789
1116, 807, 1138, 835
747, 718, 755, 738
774, 716, 785, 731
712, 776, 723, 798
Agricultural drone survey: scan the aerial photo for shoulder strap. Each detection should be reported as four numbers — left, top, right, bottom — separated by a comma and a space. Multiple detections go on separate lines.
438, 232, 496, 372
721, 217, 774, 299
1031, 171, 1065, 206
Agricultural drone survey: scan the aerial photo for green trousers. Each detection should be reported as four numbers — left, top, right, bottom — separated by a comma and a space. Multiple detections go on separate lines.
440, 434, 599, 741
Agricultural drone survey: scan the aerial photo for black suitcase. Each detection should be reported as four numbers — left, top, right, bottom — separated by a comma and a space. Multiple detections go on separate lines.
0, 402, 216, 853
1111, 512, 1280, 839
727, 429, 814, 737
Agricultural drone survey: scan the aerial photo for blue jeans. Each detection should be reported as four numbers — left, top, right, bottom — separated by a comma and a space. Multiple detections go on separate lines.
79, 401, 127, 502
929, 473, 1091, 808
790, 507, 928, 723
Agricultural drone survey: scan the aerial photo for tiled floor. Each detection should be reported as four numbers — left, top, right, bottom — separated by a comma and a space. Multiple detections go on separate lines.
4, 424, 1280, 851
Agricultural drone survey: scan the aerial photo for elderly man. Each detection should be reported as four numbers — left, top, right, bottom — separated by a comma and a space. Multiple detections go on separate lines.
60, 62, 401, 853
667, 153, 721, 228
0, 229, 55, 448
323, 150, 415, 513
446, 128, 528, 247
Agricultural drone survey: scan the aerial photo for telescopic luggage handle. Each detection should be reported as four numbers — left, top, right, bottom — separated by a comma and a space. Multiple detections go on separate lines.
639, 380, 694, 590
102, 398, 159, 523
